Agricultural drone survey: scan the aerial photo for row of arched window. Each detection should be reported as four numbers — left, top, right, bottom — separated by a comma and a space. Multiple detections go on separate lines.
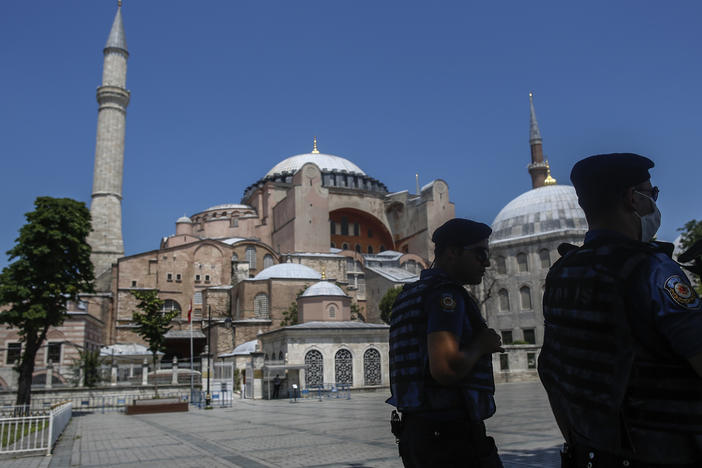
498, 285, 539, 312
494, 249, 551, 275
304, 348, 382, 386
232, 247, 275, 270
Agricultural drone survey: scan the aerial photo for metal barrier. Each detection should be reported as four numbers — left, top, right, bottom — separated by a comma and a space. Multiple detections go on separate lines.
193, 391, 233, 409
0, 401, 71, 456
301, 384, 352, 401
0, 393, 188, 414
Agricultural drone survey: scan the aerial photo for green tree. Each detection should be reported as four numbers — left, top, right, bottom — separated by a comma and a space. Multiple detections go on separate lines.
678, 219, 702, 293
280, 287, 307, 326
131, 290, 179, 397
71, 349, 106, 387
678, 219, 702, 252
0, 197, 94, 407
350, 302, 365, 322
379, 286, 403, 324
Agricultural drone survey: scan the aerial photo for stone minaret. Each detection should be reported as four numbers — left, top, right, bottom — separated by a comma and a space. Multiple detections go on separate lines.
87, 3, 130, 281
527, 92, 548, 188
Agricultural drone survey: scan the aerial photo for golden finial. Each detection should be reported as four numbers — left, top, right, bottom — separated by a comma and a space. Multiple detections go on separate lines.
311, 136, 319, 154
544, 160, 557, 186
529, 91, 533, 98
321, 266, 326, 280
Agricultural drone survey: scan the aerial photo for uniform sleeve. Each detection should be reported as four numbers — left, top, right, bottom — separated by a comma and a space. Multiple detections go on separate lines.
425, 286, 465, 338
649, 257, 702, 358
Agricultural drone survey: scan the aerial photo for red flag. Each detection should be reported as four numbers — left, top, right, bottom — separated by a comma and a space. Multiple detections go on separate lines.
188, 300, 192, 323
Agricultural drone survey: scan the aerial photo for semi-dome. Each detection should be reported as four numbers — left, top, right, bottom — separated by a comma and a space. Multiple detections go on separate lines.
176, 215, 192, 224
301, 281, 348, 298
491, 185, 587, 243
265, 152, 366, 178
254, 263, 321, 280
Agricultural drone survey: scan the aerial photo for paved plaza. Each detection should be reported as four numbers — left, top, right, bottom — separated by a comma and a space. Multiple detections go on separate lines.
5, 382, 562, 468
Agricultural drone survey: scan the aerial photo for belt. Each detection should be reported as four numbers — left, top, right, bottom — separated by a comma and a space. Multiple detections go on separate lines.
570, 444, 699, 468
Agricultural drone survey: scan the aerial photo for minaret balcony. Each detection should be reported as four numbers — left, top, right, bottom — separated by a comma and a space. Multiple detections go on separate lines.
96, 85, 130, 108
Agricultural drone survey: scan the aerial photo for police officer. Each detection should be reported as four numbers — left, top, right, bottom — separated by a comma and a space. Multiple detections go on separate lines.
387, 218, 504, 468
538, 153, 702, 467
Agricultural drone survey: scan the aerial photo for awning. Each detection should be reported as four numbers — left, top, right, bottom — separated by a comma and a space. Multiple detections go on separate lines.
164, 329, 206, 339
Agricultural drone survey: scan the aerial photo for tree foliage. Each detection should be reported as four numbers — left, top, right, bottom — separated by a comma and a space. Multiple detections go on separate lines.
350, 301, 365, 322
280, 287, 307, 326
380, 286, 402, 324
0, 197, 94, 406
678, 219, 702, 252
71, 349, 106, 387
131, 290, 179, 396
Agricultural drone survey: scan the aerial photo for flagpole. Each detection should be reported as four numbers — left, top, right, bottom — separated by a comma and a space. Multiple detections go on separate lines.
189, 301, 194, 404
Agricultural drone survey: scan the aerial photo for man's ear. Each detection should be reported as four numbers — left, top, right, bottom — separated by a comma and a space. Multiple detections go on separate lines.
622, 186, 637, 212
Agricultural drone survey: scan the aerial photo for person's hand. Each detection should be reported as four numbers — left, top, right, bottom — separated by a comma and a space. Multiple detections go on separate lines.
471, 328, 505, 354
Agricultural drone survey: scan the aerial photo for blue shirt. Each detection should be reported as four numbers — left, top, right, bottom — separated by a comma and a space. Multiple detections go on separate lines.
585, 230, 702, 360
420, 268, 496, 421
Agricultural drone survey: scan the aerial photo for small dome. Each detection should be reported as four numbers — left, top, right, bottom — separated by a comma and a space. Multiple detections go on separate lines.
301, 281, 348, 298
491, 185, 587, 243
176, 215, 192, 224
265, 152, 366, 178
205, 203, 252, 212
254, 263, 321, 280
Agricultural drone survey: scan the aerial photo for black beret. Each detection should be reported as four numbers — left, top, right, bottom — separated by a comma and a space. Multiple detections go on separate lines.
570, 153, 654, 197
432, 218, 492, 248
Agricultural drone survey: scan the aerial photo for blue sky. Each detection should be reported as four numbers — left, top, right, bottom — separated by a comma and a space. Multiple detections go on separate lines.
1, 1, 700, 269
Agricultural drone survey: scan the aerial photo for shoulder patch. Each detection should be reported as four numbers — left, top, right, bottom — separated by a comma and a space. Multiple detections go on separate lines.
664, 275, 701, 309
440, 294, 457, 311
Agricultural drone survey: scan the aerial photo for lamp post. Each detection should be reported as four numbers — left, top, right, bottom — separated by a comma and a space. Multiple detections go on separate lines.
205, 305, 212, 408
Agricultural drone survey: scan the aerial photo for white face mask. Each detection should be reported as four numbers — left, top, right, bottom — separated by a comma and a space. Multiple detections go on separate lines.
634, 191, 661, 242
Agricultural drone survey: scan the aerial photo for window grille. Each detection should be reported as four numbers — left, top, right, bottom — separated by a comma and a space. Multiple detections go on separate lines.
335, 349, 353, 385
500, 353, 509, 370
520, 286, 532, 309
517, 253, 528, 272
328, 305, 337, 318
6, 343, 21, 364
363, 348, 381, 385
246, 247, 257, 269
194, 292, 203, 305
305, 350, 324, 386
523, 328, 536, 344
263, 254, 274, 269
498, 289, 510, 311
47, 342, 61, 364
539, 249, 551, 269
527, 352, 536, 369
254, 293, 270, 319
161, 299, 181, 314
501, 330, 513, 344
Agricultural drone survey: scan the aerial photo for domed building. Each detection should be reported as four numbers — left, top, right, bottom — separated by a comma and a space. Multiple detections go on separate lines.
482, 94, 587, 382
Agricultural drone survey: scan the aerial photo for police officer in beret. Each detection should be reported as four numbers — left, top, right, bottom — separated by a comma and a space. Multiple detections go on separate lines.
538, 153, 702, 467
387, 218, 505, 468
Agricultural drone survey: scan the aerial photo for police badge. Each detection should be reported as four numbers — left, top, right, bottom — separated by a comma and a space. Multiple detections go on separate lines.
664, 275, 702, 309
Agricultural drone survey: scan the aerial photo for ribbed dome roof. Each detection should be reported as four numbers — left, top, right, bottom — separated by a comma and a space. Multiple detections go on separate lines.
491, 185, 587, 243
265, 152, 366, 178
301, 281, 348, 298
176, 215, 192, 223
254, 263, 321, 280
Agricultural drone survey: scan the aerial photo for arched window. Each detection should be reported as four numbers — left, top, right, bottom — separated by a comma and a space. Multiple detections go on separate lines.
231, 253, 238, 262
364, 348, 381, 386
367, 246, 374, 254
498, 289, 510, 312
539, 249, 551, 269
330, 242, 336, 248
355, 244, 361, 253
161, 300, 181, 315
246, 246, 257, 269
328, 304, 337, 319
335, 349, 353, 385
517, 253, 528, 272
254, 293, 269, 319
403, 260, 419, 274
342, 243, 349, 250
330, 221, 336, 235
264, 353, 269, 361
520, 286, 532, 309
305, 350, 323, 386
496, 256, 507, 275
278, 351, 284, 361
263, 254, 274, 269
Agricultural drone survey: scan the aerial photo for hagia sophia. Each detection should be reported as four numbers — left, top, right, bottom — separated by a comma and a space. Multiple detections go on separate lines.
0, 4, 588, 393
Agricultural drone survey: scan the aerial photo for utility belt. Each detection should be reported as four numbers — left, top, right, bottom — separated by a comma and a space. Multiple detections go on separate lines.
561, 443, 700, 468
390, 410, 503, 468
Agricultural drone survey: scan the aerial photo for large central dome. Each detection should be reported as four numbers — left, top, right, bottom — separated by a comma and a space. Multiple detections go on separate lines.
265, 152, 366, 178
491, 185, 587, 243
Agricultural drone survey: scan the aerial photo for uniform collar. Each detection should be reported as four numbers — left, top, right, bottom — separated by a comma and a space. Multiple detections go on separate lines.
584, 229, 630, 244
419, 268, 462, 286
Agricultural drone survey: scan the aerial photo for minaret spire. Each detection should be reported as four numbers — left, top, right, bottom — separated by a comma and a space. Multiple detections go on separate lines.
527, 92, 548, 189
87, 4, 131, 286
311, 136, 319, 154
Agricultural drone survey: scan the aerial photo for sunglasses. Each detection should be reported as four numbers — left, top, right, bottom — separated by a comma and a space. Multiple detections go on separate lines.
635, 186, 659, 202
464, 246, 489, 263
